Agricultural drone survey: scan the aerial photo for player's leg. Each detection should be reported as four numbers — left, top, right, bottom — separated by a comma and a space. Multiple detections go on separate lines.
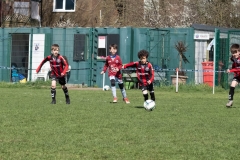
148, 83, 155, 101
141, 86, 148, 101
117, 77, 130, 104
59, 77, 70, 104
67, 71, 70, 83
51, 76, 57, 104
110, 76, 117, 102
226, 78, 239, 107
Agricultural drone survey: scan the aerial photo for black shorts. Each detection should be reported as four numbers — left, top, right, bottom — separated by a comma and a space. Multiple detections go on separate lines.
51, 75, 66, 85
232, 77, 240, 83
141, 83, 154, 92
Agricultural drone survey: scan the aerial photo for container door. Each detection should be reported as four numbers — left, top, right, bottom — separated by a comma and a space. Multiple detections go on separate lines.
11, 33, 29, 82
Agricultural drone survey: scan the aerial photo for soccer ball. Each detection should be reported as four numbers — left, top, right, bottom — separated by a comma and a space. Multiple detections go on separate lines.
144, 100, 156, 111
103, 85, 110, 91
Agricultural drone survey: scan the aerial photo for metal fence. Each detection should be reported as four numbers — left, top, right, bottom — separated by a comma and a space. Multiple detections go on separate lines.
0, 27, 239, 89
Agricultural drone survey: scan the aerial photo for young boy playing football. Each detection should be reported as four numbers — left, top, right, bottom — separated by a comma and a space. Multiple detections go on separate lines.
226, 44, 240, 107
122, 49, 155, 103
36, 44, 70, 104
100, 44, 130, 104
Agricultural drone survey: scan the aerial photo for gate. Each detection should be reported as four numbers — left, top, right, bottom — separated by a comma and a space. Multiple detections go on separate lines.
88, 28, 98, 87
10, 33, 29, 82
215, 29, 240, 89
146, 29, 170, 85
146, 28, 170, 69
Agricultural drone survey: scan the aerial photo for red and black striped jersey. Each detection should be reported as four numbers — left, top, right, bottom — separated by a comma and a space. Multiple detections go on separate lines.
229, 57, 240, 78
36, 54, 69, 77
123, 61, 154, 86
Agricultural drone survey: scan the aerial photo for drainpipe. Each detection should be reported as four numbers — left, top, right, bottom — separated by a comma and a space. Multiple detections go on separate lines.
29, 28, 33, 81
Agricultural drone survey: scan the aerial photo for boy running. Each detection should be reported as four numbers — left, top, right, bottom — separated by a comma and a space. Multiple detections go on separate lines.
122, 50, 155, 102
100, 44, 130, 104
36, 44, 70, 104
226, 44, 240, 107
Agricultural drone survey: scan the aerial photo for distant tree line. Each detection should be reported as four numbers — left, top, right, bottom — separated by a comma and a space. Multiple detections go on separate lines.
39, 0, 240, 28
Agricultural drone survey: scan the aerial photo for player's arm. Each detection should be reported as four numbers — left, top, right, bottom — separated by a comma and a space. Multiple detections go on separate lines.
122, 62, 137, 69
61, 56, 69, 76
101, 57, 108, 74
227, 63, 235, 73
228, 63, 237, 73
36, 56, 50, 73
148, 63, 154, 84
229, 68, 240, 73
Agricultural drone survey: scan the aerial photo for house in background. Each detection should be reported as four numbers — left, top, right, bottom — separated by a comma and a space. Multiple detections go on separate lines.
0, 0, 37, 27
0, 0, 121, 28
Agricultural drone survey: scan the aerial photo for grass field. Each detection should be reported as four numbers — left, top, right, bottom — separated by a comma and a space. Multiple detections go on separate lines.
1, 84, 240, 160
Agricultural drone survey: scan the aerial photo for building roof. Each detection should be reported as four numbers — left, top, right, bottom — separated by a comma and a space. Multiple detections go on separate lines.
191, 23, 239, 33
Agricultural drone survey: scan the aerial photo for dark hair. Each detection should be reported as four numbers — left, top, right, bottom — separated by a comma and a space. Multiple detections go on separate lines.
230, 44, 240, 54
109, 44, 118, 50
62, 55, 69, 64
138, 50, 149, 59
51, 44, 60, 51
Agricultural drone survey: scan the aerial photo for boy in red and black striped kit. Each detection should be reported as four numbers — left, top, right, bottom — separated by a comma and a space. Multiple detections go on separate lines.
123, 50, 155, 102
226, 44, 240, 107
36, 44, 70, 104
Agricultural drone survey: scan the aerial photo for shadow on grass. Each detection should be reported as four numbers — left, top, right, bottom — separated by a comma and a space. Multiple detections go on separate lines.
135, 106, 145, 109
226, 107, 237, 108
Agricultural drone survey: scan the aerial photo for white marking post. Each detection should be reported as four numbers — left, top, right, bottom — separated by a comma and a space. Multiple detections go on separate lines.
213, 29, 217, 94
176, 68, 179, 93
102, 73, 105, 91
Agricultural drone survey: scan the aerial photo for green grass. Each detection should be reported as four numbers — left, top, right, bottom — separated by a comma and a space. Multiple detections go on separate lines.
0, 84, 240, 159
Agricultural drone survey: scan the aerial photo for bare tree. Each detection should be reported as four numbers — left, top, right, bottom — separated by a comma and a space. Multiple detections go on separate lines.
113, 0, 187, 28
100, 0, 119, 27
182, 0, 239, 28
108, 0, 240, 28
3, 0, 240, 28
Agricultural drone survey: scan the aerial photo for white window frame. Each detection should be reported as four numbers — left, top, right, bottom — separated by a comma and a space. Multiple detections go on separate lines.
97, 35, 108, 59
53, 0, 76, 12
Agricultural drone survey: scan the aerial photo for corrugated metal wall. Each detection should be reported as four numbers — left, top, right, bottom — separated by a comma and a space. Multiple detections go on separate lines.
0, 27, 196, 87
216, 30, 240, 89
